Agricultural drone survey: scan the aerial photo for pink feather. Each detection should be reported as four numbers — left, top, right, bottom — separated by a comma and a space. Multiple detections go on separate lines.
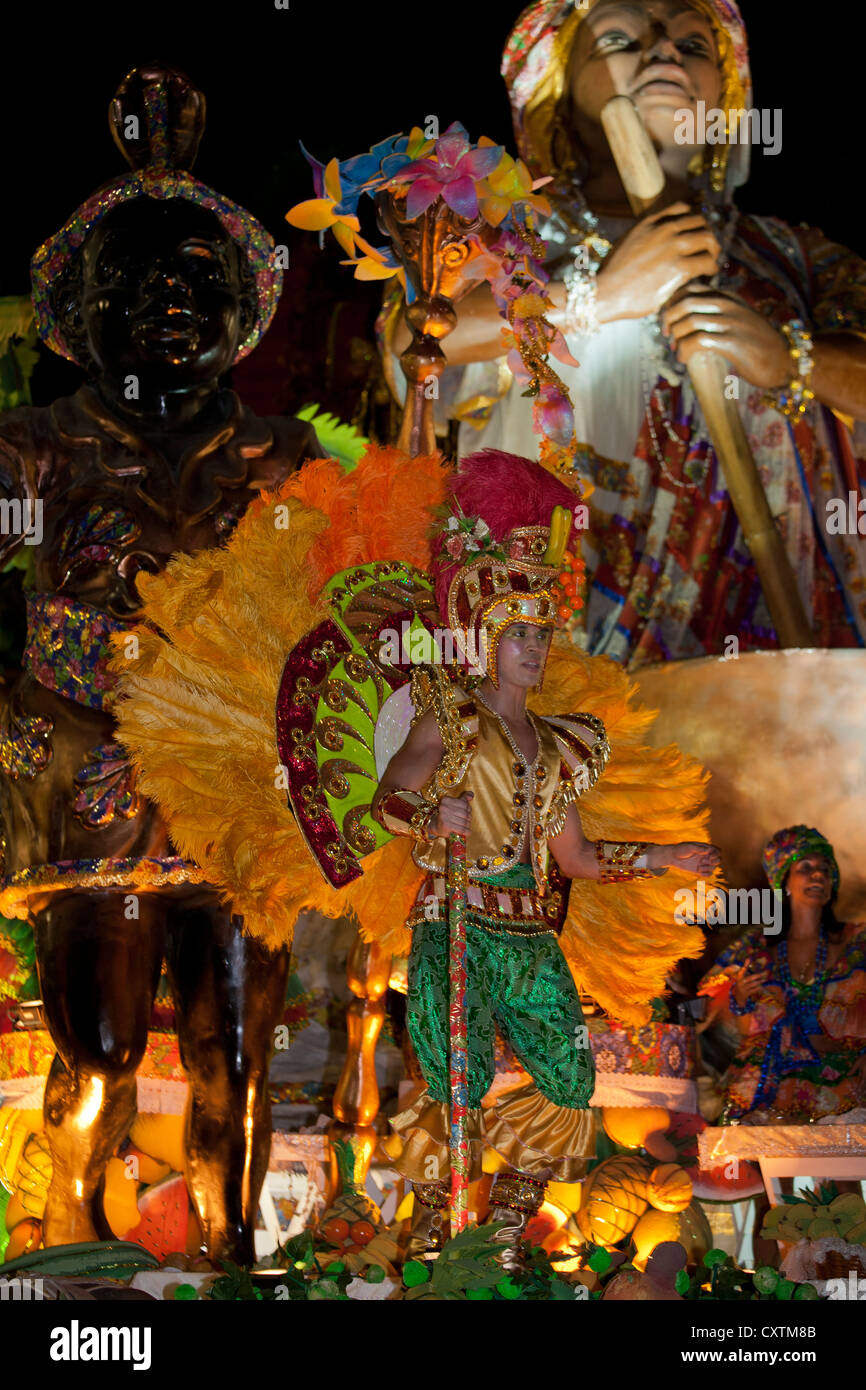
432, 449, 580, 617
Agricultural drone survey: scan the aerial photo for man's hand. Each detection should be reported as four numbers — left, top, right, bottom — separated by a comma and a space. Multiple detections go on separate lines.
647, 842, 721, 875
431, 792, 473, 840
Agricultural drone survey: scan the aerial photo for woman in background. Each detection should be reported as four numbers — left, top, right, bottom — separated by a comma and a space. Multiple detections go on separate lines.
698, 826, 866, 1124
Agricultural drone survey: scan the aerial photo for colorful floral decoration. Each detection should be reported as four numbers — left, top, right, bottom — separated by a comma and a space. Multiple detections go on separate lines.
286, 122, 581, 476
72, 743, 141, 829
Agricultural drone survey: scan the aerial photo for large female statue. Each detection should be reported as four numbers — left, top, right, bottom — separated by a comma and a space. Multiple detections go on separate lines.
393, 0, 866, 666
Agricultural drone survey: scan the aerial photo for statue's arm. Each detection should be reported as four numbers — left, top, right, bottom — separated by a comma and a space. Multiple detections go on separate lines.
0, 424, 39, 566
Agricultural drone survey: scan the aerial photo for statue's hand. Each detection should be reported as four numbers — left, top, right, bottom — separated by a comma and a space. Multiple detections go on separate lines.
660, 288, 791, 388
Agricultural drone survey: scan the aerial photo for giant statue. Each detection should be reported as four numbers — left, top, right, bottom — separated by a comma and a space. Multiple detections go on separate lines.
0, 65, 321, 1261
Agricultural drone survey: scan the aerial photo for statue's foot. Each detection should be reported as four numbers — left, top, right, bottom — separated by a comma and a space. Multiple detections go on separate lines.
43, 1199, 100, 1248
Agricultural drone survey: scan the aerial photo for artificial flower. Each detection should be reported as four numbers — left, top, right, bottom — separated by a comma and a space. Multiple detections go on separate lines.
286, 157, 362, 257
389, 122, 503, 221
476, 145, 552, 227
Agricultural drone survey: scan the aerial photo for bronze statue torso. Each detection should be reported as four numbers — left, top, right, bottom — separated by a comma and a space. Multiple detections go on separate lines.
0, 384, 320, 885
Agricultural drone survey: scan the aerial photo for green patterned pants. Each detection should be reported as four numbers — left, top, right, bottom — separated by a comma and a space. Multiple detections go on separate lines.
407, 867, 594, 1110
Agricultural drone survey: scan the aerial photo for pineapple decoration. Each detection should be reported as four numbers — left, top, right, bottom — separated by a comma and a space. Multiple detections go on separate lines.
761, 1185, 866, 1248
317, 1140, 401, 1277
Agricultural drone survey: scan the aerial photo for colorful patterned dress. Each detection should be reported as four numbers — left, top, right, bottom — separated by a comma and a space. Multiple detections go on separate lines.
698, 923, 866, 1122
443, 212, 866, 667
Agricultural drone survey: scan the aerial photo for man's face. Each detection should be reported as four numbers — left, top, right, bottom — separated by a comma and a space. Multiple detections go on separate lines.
495, 621, 553, 689
73, 199, 252, 394
568, 0, 723, 153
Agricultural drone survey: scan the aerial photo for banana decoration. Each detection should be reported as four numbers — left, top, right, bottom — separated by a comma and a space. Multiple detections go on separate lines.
543, 504, 572, 566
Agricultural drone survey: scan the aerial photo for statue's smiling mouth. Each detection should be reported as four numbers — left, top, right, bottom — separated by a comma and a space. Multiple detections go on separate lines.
133, 306, 200, 348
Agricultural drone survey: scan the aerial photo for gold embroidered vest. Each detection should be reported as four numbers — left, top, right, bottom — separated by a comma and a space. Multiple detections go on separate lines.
413, 695, 609, 894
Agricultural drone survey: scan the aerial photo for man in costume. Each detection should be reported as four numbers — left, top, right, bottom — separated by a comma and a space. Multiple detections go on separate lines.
0, 65, 320, 1258
370, 448, 719, 1262
391, 0, 866, 665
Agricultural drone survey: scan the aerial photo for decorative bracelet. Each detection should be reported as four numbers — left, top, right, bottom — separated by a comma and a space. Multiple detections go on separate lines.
372, 788, 438, 842
562, 243, 600, 338
727, 991, 758, 1017
594, 840, 653, 883
764, 319, 815, 419
489, 1171, 546, 1216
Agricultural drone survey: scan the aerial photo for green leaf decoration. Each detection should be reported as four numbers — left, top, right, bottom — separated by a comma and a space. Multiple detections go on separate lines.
296, 404, 369, 473
752, 1266, 779, 1295
496, 1276, 523, 1301
793, 1283, 819, 1301
775, 1278, 795, 1301
174, 1284, 198, 1300
588, 1247, 613, 1273
403, 1260, 431, 1288
207, 1261, 262, 1301
430, 1223, 510, 1297
675, 1269, 691, 1295
702, 1248, 728, 1268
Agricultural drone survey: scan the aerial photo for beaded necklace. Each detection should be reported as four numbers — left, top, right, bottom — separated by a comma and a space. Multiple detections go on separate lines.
752, 933, 829, 1112
553, 181, 738, 491
474, 690, 547, 878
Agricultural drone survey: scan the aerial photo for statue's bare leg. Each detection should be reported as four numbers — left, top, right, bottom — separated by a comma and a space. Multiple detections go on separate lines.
167, 901, 289, 1264
34, 890, 165, 1245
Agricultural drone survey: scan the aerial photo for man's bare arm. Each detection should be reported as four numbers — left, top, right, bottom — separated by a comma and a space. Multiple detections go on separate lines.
373, 710, 444, 805
548, 805, 721, 880
372, 711, 474, 840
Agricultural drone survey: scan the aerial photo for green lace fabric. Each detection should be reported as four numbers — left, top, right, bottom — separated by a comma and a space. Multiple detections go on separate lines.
407, 864, 594, 1109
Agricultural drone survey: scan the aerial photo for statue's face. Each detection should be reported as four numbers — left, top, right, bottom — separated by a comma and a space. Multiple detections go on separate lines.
68, 199, 255, 394
568, 0, 724, 153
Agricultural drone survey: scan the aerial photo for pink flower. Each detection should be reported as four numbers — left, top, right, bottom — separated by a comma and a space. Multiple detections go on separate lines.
392, 123, 503, 221
445, 535, 464, 560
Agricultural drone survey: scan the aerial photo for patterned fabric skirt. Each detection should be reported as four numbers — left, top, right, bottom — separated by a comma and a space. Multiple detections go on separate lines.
387, 865, 596, 1183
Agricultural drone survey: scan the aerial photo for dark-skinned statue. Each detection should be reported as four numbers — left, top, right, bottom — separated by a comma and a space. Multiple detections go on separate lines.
0, 65, 321, 1262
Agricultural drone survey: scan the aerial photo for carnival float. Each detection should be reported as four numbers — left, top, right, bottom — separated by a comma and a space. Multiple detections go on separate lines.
0, 0, 864, 1310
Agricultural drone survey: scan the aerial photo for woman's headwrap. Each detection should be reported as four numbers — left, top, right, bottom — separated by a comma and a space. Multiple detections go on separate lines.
31, 65, 281, 366
501, 0, 751, 196
762, 826, 841, 894
431, 449, 582, 688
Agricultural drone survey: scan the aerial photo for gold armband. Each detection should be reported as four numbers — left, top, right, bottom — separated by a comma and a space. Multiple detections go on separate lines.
372, 788, 438, 842
594, 841, 653, 883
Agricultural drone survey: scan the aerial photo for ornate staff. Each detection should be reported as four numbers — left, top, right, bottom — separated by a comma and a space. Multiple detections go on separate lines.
411, 662, 475, 1230
446, 829, 471, 1232
601, 95, 814, 649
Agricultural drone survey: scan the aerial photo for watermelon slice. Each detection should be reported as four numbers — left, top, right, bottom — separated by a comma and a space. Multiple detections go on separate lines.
124, 1174, 190, 1260
662, 1111, 764, 1203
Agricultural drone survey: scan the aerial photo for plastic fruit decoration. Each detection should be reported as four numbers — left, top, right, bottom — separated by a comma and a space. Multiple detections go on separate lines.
632, 1200, 712, 1270
102, 1156, 143, 1237
576, 1155, 650, 1248
5, 1216, 41, 1260
646, 1163, 693, 1213
601, 1107, 671, 1150
602, 1266, 682, 1300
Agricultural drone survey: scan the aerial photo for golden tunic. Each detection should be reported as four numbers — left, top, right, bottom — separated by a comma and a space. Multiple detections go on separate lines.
412, 691, 609, 894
